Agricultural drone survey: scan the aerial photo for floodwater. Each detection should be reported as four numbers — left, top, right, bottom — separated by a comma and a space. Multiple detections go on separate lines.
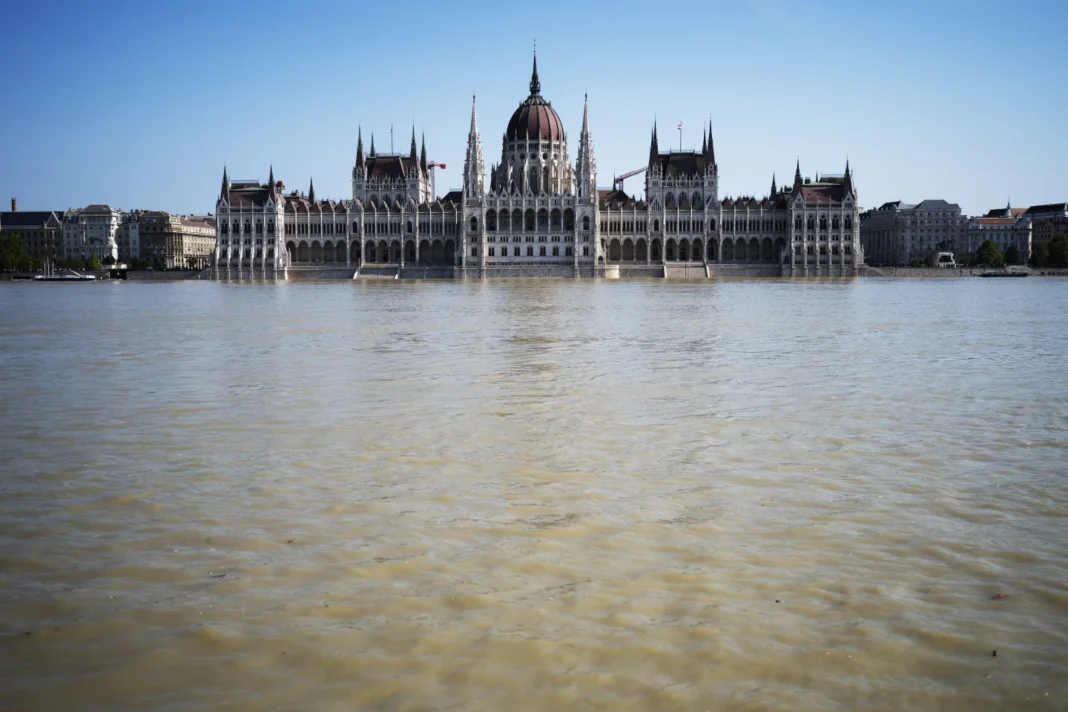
1, 278, 1066, 711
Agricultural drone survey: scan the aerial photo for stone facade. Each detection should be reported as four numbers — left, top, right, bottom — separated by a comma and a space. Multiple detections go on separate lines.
860, 199, 966, 266
967, 205, 1031, 262
63, 204, 121, 262
1024, 202, 1068, 253
214, 54, 862, 279
136, 212, 215, 269
0, 203, 64, 260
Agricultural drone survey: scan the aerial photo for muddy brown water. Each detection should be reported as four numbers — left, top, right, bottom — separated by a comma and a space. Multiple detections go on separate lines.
1, 278, 1066, 710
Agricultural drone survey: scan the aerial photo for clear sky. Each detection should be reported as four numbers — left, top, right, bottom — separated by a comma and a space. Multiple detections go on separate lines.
2, 0, 1065, 217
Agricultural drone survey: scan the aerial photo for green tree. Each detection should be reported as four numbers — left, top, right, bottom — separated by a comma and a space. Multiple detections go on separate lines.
1049, 234, 1068, 269
1030, 243, 1049, 268
976, 239, 1004, 267
0, 233, 34, 271
1004, 244, 1020, 265
85, 254, 102, 271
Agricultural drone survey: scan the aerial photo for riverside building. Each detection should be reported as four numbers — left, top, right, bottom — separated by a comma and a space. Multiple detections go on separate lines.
0, 199, 64, 260
860, 199, 966, 266
966, 205, 1031, 262
213, 54, 863, 279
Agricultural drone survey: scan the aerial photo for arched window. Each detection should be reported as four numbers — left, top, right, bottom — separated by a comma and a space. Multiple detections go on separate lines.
486, 209, 497, 231
470, 216, 477, 232
654, 219, 660, 232
807, 216, 815, 230
795, 217, 802, 230
407, 221, 413, 234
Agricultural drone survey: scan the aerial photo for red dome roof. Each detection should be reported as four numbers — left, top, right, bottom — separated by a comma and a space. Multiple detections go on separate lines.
504, 54, 564, 142
506, 97, 564, 142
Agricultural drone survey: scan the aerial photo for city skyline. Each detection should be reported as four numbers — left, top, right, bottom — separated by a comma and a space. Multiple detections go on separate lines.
2, 0, 1065, 217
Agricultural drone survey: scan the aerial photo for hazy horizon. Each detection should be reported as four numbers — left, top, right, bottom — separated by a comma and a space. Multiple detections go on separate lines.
2, 0, 1065, 217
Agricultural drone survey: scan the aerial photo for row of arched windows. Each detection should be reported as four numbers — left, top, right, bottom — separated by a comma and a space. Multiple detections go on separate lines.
483, 208, 580, 232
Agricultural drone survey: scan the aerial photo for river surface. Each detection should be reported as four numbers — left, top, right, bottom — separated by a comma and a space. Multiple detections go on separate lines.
1, 278, 1066, 711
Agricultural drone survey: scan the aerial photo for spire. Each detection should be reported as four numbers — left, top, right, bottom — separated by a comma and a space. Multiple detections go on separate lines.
580, 93, 591, 138
408, 126, 418, 175
369, 133, 376, 157
356, 126, 365, 167
842, 158, 854, 197
702, 126, 707, 154
794, 159, 802, 185
649, 121, 659, 163
463, 95, 485, 197
770, 173, 777, 196
530, 46, 541, 96
707, 119, 716, 166
420, 132, 427, 172
468, 95, 480, 138
308, 177, 315, 202
220, 165, 229, 198
577, 93, 596, 199
268, 163, 275, 186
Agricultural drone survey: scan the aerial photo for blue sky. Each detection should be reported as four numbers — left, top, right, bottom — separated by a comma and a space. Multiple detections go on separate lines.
1, 0, 1065, 217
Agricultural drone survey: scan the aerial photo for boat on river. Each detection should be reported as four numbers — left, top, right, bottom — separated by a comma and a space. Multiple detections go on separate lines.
980, 270, 1028, 278
33, 259, 97, 282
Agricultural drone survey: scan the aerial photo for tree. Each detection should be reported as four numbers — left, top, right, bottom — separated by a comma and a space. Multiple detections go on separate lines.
1004, 244, 1020, 265
103, 255, 116, 266
0, 233, 32, 271
1049, 234, 1068, 269
86, 254, 102, 271
1030, 243, 1049, 268
976, 239, 1004, 267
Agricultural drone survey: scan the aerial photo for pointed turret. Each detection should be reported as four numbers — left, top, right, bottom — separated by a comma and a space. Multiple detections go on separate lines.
842, 159, 855, 198
308, 177, 315, 202
649, 121, 659, 164
369, 133, 376, 158
576, 93, 597, 199
702, 126, 707, 154
792, 159, 803, 194
268, 164, 275, 186
356, 127, 365, 168
707, 119, 716, 167
220, 165, 230, 199
463, 95, 485, 197
420, 133, 427, 172
770, 174, 777, 196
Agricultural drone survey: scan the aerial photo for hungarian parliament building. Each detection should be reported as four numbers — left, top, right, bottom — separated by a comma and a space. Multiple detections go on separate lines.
213, 55, 863, 278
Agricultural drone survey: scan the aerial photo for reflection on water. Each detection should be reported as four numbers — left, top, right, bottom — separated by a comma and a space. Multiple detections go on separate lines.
1, 278, 1067, 711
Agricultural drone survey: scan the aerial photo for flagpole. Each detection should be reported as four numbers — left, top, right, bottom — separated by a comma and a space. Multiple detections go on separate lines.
678, 122, 682, 152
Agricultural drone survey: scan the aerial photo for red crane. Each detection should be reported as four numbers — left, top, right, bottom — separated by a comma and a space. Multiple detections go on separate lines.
614, 166, 646, 191
428, 162, 446, 170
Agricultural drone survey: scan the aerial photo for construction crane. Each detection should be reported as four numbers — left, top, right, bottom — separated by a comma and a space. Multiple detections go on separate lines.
613, 166, 646, 191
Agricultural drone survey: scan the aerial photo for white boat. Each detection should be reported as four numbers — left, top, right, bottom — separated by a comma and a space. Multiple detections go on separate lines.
34, 259, 97, 282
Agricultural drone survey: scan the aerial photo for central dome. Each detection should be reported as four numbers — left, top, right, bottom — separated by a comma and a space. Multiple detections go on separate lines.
505, 55, 565, 142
